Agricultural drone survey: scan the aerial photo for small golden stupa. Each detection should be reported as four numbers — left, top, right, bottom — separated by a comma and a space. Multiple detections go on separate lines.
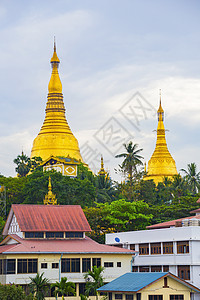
31, 41, 84, 163
98, 156, 107, 176
144, 94, 178, 184
44, 176, 57, 205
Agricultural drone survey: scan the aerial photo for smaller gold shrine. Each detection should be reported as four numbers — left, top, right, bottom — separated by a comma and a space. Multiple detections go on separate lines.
44, 176, 57, 205
144, 94, 178, 184
42, 155, 78, 177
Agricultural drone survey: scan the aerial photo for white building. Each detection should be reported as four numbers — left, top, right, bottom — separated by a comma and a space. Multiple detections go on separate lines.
106, 208, 200, 300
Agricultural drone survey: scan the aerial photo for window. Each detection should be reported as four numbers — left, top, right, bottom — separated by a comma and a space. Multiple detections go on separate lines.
115, 294, 122, 299
132, 266, 138, 272
109, 293, 112, 300
25, 232, 44, 238
139, 266, 149, 272
92, 258, 101, 268
82, 258, 91, 272
18, 259, 37, 274
151, 243, 161, 254
126, 295, 133, 300
178, 266, 190, 280
163, 266, 169, 272
163, 277, 168, 288
0, 259, 16, 274
61, 258, 80, 273
130, 244, 135, 250
104, 262, 113, 267
170, 296, 184, 300
65, 232, 83, 238
46, 232, 64, 238
177, 241, 189, 254
79, 283, 95, 296
41, 263, 47, 269
117, 262, 121, 267
52, 263, 59, 269
151, 266, 162, 272
137, 294, 141, 300
139, 243, 149, 255
163, 242, 173, 254
149, 296, 163, 300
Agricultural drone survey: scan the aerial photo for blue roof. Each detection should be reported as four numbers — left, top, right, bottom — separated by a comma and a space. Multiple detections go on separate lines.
98, 273, 168, 292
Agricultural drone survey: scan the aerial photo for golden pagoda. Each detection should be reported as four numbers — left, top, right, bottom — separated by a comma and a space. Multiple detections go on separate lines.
144, 94, 178, 184
31, 41, 84, 164
98, 156, 107, 176
44, 176, 57, 205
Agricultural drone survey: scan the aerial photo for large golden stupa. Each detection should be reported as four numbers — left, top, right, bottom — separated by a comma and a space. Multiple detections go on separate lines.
144, 96, 178, 184
31, 42, 84, 163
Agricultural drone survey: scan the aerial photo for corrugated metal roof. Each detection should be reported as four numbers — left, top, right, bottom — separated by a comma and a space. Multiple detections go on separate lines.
98, 272, 200, 293
147, 214, 200, 229
3, 204, 91, 234
0, 234, 135, 255
98, 272, 167, 292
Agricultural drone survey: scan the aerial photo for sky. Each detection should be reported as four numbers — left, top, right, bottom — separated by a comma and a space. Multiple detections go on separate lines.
0, 0, 200, 180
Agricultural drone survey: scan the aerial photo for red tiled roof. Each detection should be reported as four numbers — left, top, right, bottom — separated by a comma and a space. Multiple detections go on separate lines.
147, 215, 200, 229
0, 235, 135, 255
3, 205, 91, 235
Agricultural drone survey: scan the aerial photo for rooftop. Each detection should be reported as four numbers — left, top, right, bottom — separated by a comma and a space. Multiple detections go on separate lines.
3, 204, 91, 235
0, 234, 135, 255
98, 272, 200, 293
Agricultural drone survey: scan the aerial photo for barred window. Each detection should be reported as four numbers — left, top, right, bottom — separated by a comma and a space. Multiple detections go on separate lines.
82, 258, 91, 272
92, 258, 101, 268
61, 258, 80, 273
177, 241, 189, 254
163, 242, 173, 254
139, 243, 149, 255
151, 243, 161, 254
18, 259, 37, 274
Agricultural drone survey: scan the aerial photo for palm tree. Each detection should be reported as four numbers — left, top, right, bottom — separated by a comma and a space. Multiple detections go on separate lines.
115, 141, 143, 182
181, 163, 200, 195
51, 277, 76, 300
13, 151, 31, 177
84, 266, 104, 300
29, 272, 50, 300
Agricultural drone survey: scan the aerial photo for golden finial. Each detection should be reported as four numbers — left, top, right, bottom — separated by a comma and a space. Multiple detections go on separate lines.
54, 36, 56, 52
98, 155, 106, 176
144, 162, 147, 173
157, 90, 164, 121
44, 176, 57, 205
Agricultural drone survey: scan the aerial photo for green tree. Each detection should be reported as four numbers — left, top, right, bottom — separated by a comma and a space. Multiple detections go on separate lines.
23, 169, 96, 207
115, 141, 143, 182
0, 283, 33, 300
13, 152, 43, 177
97, 199, 152, 232
29, 272, 49, 300
84, 266, 105, 300
181, 163, 200, 195
13, 152, 31, 177
51, 277, 75, 300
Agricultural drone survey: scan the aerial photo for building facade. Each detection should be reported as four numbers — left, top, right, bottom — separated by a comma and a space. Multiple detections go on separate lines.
0, 204, 134, 299
98, 272, 200, 300
106, 210, 200, 300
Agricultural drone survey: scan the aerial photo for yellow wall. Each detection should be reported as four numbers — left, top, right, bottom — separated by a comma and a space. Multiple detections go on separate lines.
112, 276, 196, 300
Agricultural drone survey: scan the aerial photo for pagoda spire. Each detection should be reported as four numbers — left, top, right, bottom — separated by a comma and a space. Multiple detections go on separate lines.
143, 93, 178, 184
98, 156, 107, 176
44, 176, 57, 205
31, 40, 84, 163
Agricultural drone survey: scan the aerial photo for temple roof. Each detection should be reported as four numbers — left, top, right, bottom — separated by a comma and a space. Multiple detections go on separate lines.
0, 234, 135, 255
3, 204, 91, 235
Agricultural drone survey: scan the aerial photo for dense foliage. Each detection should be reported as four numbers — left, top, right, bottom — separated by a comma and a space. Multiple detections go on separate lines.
0, 149, 200, 243
0, 284, 33, 300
